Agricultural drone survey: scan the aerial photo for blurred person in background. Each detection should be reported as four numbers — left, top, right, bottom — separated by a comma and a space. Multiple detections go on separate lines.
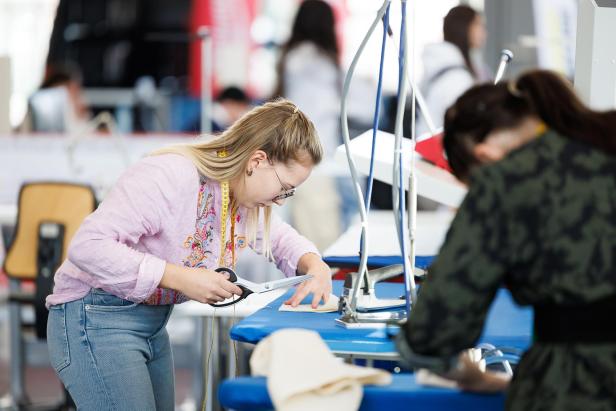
274, 0, 348, 251
186, 86, 252, 133
417, 5, 490, 136
18, 62, 90, 133
212, 86, 252, 132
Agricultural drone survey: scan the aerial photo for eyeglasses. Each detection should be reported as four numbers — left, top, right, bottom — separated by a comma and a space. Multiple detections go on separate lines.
271, 166, 296, 202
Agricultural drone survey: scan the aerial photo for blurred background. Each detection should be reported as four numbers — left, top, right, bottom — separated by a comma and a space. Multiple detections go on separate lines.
0, 0, 576, 134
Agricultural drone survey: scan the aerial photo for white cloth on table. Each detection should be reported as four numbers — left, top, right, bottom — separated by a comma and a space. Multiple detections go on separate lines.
250, 329, 391, 411
278, 294, 339, 313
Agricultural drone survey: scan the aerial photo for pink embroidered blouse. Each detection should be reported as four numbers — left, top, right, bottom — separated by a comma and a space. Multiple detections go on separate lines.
46, 153, 320, 307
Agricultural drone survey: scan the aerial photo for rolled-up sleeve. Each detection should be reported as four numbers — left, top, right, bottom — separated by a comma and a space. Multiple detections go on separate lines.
67, 156, 180, 302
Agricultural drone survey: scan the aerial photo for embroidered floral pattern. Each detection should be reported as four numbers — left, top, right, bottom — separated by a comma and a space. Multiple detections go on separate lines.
182, 181, 216, 268
145, 179, 246, 305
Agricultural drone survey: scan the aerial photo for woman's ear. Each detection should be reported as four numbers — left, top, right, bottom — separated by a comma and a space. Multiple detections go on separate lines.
248, 150, 268, 171
472, 142, 506, 163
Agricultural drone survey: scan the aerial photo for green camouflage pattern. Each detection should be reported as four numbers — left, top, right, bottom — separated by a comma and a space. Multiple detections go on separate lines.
404, 131, 616, 410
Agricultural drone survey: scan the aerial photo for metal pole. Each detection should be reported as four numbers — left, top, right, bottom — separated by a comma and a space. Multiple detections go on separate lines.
8, 279, 26, 407
198, 27, 213, 134
191, 317, 205, 410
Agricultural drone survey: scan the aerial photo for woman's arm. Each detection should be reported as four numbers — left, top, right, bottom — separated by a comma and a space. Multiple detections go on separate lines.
67, 155, 188, 302
401, 166, 508, 360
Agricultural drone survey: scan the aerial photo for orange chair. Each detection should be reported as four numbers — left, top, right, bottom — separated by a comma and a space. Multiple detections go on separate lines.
3, 182, 96, 410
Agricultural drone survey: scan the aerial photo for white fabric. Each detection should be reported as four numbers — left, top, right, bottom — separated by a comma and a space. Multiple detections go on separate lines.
416, 42, 475, 135
250, 329, 391, 411
278, 294, 339, 313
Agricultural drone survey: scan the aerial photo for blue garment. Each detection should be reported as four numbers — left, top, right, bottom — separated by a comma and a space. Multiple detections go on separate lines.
47, 289, 175, 410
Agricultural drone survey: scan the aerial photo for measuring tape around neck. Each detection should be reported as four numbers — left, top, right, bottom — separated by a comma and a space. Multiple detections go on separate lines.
217, 149, 236, 268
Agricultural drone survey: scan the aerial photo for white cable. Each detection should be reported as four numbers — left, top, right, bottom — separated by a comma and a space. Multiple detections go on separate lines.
407, 0, 418, 305
391, 0, 417, 309
341, 0, 391, 313
477, 343, 515, 376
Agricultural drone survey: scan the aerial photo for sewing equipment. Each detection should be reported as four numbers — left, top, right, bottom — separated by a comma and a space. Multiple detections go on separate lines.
337, 264, 425, 313
335, 0, 515, 329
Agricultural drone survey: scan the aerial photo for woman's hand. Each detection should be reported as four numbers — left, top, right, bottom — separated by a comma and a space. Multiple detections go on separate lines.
160, 263, 243, 304
285, 253, 333, 309
444, 351, 511, 393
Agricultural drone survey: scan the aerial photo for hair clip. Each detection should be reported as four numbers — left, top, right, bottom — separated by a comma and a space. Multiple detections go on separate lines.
217, 149, 228, 158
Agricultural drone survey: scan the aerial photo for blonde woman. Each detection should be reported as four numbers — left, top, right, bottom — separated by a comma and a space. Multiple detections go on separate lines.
46, 99, 333, 410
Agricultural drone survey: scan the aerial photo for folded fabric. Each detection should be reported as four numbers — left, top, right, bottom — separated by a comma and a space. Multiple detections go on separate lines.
250, 329, 392, 411
278, 294, 339, 313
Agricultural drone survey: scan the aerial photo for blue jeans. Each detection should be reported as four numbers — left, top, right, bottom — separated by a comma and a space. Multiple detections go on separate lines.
47, 289, 175, 410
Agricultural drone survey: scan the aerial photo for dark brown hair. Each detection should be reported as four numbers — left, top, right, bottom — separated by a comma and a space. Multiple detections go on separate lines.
443, 69, 616, 182
273, 0, 339, 97
444, 5, 478, 78
41, 62, 82, 89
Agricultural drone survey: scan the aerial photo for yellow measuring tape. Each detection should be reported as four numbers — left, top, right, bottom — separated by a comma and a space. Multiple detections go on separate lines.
217, 180, 236, 267
217, 148, 236, 267
202, 150, 239, 411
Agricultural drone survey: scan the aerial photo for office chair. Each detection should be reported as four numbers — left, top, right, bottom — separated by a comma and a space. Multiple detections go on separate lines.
3, 182, 96, 411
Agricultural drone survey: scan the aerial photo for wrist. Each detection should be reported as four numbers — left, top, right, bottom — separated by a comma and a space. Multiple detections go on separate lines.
484, 372, 511, 391
160, 263, 184, 291
297, 252, 327, 276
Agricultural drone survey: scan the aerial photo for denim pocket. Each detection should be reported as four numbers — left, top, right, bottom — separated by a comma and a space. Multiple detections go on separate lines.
85, 289, 139, 312
47, 304, 71, 373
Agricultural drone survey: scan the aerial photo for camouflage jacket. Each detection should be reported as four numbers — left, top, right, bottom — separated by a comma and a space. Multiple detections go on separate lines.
400, 131, 616, 410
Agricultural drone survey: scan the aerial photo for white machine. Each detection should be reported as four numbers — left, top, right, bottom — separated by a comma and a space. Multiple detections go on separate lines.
334, 129, 467, 209
574, 0, 616, 110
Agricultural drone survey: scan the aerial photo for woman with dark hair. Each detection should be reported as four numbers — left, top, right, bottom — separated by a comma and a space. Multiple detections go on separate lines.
417, 5, 489, 135
397, 69, 616, 410
20, 62, 90, 132
274, 0, 340, 158
444, 70, 616, 182
273, 0, 346, 250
